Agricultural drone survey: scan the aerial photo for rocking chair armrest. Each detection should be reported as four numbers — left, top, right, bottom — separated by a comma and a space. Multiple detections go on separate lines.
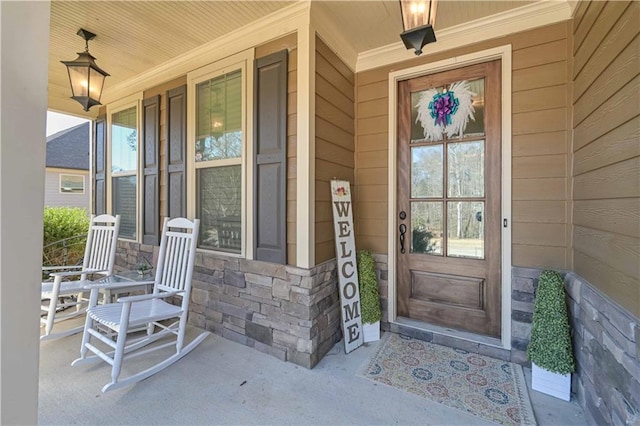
82, 279, 156, 291
117, 291, 181, 304
49, 269, 107, 278
42, 265, 84, 272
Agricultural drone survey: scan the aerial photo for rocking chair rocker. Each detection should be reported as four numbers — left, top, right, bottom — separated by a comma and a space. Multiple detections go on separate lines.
71, 217, 209, 392
41, 214, 120, 341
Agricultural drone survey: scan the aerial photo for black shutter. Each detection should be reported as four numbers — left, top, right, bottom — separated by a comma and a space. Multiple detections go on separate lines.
254, 50, 288, 264
142, 95, 160, 245
93, 116, 106, 215
166, 85, 187, 220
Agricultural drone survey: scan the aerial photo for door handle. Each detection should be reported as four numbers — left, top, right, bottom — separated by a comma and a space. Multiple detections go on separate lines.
399, 223, 407, 254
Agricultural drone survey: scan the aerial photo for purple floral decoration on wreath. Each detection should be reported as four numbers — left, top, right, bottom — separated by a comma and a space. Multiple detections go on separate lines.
429, 90, 459, 126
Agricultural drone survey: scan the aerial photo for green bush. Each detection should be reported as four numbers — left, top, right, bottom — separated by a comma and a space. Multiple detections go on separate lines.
357, 250, 382, 325
42, 207, 90, 267
527, 270, 576, 375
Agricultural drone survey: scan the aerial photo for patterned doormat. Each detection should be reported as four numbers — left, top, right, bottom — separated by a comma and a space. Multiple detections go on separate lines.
358, 333, 537, 425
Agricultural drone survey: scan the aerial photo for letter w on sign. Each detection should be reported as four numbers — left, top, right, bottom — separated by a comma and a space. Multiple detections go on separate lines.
330, 180, 363, 353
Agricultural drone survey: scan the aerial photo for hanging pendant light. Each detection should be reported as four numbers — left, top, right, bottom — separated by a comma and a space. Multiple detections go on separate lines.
61, 29, 110, 111
399, 0, 438, 56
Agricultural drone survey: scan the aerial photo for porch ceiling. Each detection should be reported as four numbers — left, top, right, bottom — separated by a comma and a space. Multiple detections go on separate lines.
49, 0, 534, 119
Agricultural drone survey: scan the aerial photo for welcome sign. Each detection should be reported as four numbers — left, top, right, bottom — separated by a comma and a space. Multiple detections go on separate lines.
330, 180, 363, 353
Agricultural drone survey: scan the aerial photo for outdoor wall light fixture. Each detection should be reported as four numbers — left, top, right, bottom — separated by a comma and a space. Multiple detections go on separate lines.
399, 0, 438, 55
61, 28, 110, 111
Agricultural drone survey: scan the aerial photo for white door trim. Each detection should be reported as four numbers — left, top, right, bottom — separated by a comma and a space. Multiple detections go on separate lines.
387, 45, 513, 349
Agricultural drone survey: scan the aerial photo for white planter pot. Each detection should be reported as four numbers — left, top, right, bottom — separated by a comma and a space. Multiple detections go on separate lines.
532, 362, 571, 401
363, 321, 380, 343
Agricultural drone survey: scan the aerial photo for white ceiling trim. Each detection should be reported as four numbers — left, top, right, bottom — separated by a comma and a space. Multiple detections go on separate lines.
356, 0, 572, 72
101, 1, 309, 107
311, 3, 358, 72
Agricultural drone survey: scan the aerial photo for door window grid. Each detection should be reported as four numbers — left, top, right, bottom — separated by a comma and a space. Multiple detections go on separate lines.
409, 79, 487, 260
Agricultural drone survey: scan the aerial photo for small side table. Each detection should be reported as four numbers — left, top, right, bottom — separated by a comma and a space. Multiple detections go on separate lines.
85, 271, 155, 308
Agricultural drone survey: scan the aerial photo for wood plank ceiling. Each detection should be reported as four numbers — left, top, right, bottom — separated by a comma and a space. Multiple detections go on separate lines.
49, 0, 533, 117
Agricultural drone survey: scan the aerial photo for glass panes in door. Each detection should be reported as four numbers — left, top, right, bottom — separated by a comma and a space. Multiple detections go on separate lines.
408, 78, 487, 260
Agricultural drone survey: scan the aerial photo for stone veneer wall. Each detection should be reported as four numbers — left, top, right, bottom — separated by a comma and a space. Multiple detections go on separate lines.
565, 272, 639, 425
115, 241, 343, 369
511, 267, 639, 424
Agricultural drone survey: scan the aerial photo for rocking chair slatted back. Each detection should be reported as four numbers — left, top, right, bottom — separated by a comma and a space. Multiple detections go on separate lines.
83, 214, 120, 275
154, 218, 199, 296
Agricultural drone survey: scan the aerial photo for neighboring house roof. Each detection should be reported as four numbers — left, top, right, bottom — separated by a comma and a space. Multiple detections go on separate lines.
46, 122, 90, 170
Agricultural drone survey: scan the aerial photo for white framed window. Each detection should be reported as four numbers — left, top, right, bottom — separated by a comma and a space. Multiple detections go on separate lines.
187, 51, 254, 256
107, 93, 142, 241
59, 174, 85, 194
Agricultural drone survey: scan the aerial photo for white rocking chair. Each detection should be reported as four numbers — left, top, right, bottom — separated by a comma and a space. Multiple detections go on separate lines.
72, 217, 210, 392
41, 214, 120, 341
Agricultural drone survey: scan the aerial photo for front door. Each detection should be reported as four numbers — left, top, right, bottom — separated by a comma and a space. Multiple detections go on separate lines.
396, 60, 501, 337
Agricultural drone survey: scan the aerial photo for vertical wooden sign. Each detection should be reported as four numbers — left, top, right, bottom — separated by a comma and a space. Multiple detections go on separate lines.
331, 180, 363, 353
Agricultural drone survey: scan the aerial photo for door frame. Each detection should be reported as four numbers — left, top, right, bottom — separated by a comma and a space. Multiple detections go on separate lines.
387, 45, 513, 349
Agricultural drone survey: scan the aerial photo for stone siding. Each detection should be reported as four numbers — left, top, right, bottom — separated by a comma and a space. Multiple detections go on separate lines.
512, 266, 639, 424
565, 273, 639, 425
115, 241, 342, 369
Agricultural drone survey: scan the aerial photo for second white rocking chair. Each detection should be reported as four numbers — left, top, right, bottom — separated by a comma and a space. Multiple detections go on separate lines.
41, 214, 120, 341
72, 217, 209, 392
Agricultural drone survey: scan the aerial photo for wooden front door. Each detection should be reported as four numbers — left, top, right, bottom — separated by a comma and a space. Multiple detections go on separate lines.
396, 60, 502, 337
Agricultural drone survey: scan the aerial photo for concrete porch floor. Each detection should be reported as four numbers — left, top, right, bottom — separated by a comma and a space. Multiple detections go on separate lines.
39, 325, 585, 425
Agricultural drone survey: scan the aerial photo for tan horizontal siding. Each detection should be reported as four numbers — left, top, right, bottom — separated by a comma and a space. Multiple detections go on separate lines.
574, 225, 639, 280
574, 158, 640, 200
288, 43, 298, 266
573, 199, 640, 238
574, 251, 639, 317
513, 223, 567, 247
573, 2, 638, 101
315, 36, 355, 264
512, 245, 567, 270
573, 117, 640, 176
573, 36, 638, 126
512, 131, 568, 157
573, 1, 632, 80
572, 1, 640, 315
513, 201, 567, 224
512, 155, 567, 179
574, 76, 639, 150
512, 178, 567, 201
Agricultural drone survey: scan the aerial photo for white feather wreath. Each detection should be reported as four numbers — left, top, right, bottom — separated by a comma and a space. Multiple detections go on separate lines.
446, 80, 476, 138
415, 80, 477, 141
415, 88, 442, 141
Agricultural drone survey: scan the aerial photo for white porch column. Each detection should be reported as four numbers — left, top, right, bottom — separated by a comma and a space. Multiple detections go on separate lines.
296, 23, 316, 268
0, 1, 50, 424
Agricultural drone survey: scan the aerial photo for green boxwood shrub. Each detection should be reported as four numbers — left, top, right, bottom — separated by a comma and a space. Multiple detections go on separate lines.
527, 270, 576, 375
357, 250, 381, 325
42, 207, 90, 267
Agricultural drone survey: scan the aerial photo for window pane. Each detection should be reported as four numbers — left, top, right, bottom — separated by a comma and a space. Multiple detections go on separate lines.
60, 175, 84, 193
411, 78, 485, 142
411, 202, 443, 255
197, 166, 241, 252
447, 201, 484, 259
411, 144, 443, 198
111, 106, 137, 173
196, 70, 242, 162
113, 176, 137, 240
447, 140, 484, 198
